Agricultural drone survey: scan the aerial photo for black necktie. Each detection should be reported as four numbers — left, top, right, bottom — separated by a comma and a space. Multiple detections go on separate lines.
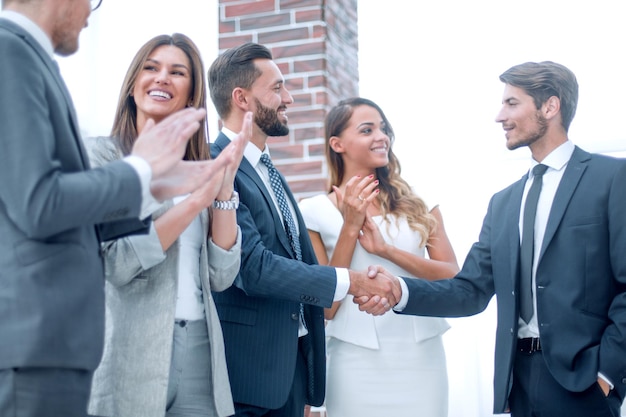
520, 164, 548, 323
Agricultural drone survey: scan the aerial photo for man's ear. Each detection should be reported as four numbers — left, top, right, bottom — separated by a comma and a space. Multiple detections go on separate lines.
543, 95, 561, 120
232, 87, 249, 111
329, 136, 343, 153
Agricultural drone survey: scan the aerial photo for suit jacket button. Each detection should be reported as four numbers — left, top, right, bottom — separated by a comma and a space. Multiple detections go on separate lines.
622, 378, 626, 384
291, 313, 298, 321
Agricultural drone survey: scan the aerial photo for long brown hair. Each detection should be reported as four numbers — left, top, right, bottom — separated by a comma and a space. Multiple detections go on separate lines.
111, 33, 209, 161
325, 97, 437, 245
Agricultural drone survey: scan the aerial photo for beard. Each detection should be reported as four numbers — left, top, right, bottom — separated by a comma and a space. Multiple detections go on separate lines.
254, 99, 289, 137
506, 111, 548, 151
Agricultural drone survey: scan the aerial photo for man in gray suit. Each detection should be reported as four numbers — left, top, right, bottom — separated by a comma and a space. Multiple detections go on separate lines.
0, 0, 238, 416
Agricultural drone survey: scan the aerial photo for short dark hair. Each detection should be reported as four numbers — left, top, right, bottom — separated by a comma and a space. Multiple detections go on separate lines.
499, 61, 579, 132
208, 42, 273, 119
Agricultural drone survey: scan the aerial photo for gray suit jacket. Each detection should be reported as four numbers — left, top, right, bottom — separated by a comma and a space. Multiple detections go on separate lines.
85, 136, 239, 417
0, 18, 146, 371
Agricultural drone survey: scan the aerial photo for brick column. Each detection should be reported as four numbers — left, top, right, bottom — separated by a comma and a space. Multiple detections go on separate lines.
217, 0, 359, 199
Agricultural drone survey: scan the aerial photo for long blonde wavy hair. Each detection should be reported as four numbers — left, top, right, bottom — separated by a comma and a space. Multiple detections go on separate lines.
325, 97, 437, 246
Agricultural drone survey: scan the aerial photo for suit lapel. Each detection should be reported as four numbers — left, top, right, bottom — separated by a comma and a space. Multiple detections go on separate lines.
507, 176, 526, 288
214, 134, 295, 258
538, 147, 589, 263
4, 20, 89, 168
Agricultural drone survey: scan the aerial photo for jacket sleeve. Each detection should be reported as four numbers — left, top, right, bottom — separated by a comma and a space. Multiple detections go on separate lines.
208, 226, 242, 292
599, 161, 626, 399
0, 37, 143, 240
83, 136, 166, 287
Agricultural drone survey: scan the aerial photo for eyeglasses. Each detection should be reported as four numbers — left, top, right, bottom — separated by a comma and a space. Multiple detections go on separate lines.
91, 0, 102, 11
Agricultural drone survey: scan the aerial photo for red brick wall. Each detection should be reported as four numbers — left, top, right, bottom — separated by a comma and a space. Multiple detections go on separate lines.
217, 0, 359, 199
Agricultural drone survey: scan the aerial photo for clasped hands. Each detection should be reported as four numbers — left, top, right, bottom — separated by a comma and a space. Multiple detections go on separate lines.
349, 265, 403, 316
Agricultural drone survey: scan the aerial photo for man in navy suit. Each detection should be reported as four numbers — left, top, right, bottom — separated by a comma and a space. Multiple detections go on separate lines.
0, 1, 239, 415
361, 61, 626, 416
208, 42, 401, 417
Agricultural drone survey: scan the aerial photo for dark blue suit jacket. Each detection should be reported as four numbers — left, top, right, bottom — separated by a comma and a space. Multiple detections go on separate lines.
398, 147, 626, 413
211, 133, 337, 409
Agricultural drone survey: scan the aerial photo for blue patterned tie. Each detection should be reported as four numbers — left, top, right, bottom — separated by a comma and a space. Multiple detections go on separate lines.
260, 153, 302, 261
520, 164, 548, 323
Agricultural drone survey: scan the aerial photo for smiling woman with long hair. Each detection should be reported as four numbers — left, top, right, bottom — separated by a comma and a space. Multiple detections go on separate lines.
299, 97, 460, 417
84, 33, 245, 417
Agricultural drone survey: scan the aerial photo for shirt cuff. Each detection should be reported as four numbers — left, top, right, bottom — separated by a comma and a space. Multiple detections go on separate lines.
333, 267, 350, 301
393, 277, 409, 311
598, 372, 614, 390
123, 155, 159, 218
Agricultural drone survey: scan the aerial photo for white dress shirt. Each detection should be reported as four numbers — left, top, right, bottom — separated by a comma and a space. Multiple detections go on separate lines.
517, 140, 574, 338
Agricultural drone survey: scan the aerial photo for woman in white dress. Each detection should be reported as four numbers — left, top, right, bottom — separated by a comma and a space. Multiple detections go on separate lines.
299, 97, 460, 417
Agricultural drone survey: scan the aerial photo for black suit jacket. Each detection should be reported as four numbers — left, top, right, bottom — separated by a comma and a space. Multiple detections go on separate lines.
211, 133, 337, 409
398, 147, 626, 413
0, 18, 147, 372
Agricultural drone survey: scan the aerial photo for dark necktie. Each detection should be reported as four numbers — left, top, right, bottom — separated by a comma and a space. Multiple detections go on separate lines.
260, 153, 302, 260
259, 153, 306, 326
260, 154, 314, 397
520, 164, 548, 323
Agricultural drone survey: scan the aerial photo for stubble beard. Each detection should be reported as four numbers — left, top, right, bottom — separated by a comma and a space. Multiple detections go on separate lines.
506, 111, 548, 151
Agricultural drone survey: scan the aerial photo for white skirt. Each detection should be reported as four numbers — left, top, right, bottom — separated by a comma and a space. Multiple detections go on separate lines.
325, 335, 448, 417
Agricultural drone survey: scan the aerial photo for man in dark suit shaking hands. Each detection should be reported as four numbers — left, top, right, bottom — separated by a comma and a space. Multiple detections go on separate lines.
208, 42, 401, 417
0, 1, 243, 416
360, 61, 626, 416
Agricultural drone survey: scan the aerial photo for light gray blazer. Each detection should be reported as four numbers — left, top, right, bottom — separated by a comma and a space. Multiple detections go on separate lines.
0, 18, 146, 373
84, 136, 239, 417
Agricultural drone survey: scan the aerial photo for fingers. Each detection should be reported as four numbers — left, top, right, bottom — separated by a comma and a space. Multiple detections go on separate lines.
153, 107, 207, 151
132, 107, 207, 179
346, 174, 378, 203
367, 264, 383, 278
216, 112, 252, 199
360, 178, 379, 204
349, 266, 399, 309
354, 294, 391, 315
332, 185, 344, 208
150, 159, 227, 201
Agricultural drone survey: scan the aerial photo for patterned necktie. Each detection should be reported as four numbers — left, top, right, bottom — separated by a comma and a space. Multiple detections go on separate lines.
260, 154, 314, 397
260, 153, 307, 331
519, 163, 548, 323
260, 153, 302, 261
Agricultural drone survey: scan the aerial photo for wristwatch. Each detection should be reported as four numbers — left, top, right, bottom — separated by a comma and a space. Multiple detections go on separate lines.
212, 191, 239, 210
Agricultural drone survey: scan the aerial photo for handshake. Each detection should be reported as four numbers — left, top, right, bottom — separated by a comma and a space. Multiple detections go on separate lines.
348, 265, 402, 316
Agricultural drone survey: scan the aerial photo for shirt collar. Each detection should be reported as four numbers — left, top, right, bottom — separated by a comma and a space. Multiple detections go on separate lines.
529, 140, 575, 176
0, 10, 55, 59
220, 127, 270, 167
